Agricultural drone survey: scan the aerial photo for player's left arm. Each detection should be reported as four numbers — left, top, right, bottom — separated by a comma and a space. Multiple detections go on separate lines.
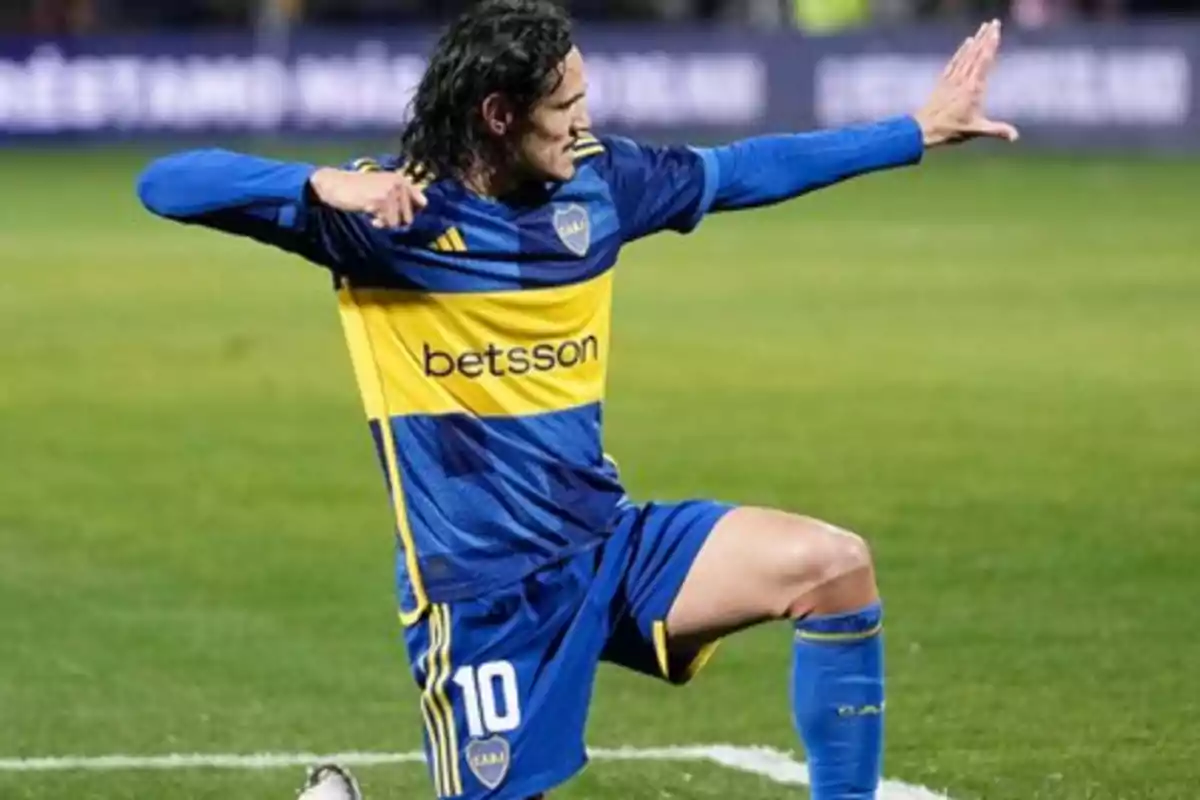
698, 115, 926, 213
702, 19, 1017, 213
598, 19, 1015, 242
592, 117, 922, 243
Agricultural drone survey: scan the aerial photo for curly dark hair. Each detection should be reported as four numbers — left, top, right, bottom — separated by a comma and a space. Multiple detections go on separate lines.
400, 0, 575, 183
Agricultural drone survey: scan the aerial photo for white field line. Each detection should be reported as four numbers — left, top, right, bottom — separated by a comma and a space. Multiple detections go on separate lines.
0, 745, 955, 799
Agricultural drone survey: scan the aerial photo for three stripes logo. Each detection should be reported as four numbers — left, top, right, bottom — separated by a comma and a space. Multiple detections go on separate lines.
431, 227, 467, 253
350, 157, 382, 173
421, 604, 462, 797
352, 156, 434, 190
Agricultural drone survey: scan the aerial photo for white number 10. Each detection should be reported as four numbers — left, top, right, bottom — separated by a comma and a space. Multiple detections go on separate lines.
452, 661, 521, 738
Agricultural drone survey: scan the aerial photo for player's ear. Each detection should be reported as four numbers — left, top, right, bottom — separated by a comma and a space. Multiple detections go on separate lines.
480, 92, 515, 138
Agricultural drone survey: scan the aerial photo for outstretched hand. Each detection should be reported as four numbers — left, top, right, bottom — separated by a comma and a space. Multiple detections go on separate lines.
309, 168, 429, 229
915, 20, 1019, 148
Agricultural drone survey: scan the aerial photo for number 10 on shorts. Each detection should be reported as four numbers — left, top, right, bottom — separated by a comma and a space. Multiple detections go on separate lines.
452, 661, 522, 738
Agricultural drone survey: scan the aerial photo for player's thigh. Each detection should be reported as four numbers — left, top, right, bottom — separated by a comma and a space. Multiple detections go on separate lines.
665, 506, 876, 645
402, 564, 605, 800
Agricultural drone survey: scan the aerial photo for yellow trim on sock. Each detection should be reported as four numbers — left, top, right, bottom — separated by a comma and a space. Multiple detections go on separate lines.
795, 623, 883, 643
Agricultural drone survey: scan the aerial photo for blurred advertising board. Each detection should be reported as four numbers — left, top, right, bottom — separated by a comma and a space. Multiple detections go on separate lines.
0, 25, 1193, 149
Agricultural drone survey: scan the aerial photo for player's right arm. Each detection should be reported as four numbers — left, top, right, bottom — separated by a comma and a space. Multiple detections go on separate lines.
136, 149, 427, 276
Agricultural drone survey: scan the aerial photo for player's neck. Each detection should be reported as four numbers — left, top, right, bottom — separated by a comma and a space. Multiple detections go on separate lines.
463, 163, 510, 200
463, 161, 543, 205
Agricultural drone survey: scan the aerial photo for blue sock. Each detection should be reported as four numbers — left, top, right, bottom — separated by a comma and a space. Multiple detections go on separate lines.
792, 602, 885, 800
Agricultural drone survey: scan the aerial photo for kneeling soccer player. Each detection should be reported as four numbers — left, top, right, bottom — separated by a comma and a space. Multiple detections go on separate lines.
137, 2, 1017, 798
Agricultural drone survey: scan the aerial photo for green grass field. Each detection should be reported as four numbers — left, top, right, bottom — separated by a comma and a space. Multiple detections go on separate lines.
1, 146, 1198, 800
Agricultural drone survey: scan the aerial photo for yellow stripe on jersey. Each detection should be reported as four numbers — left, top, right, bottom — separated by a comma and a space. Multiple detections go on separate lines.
420, 613, 446, 796
335, 290, 429, 623
336, 286, 387, 420
418, 605, 463, 797
422, 607, 451, 796
402, 159, 437, 187
572, 135, 605, 160
355, 157, 434, 189
338, 270, 613, 418
433, 605, 462, 795
652, 620, 671, 680
652, 620, 722, 685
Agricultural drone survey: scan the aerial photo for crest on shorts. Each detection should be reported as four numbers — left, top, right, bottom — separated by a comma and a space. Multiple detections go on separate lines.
554, 204, 590, 256
466, 736, 510, 789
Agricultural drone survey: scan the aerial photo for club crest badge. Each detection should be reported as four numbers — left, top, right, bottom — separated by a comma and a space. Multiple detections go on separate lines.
554, 204, 590, 256
465, 736, 510, 789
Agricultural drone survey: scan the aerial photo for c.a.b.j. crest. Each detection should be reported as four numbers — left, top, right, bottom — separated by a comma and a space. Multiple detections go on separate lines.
553, 203, 590, 256
465, 735, 511, 789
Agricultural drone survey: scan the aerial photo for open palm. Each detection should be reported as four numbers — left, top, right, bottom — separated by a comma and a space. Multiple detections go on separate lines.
915, 20, 1019, 148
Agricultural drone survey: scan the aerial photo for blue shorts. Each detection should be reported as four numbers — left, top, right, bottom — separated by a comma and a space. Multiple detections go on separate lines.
402, 499, 733, 800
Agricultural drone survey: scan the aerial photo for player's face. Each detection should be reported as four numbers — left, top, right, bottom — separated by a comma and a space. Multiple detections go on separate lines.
521, 47, 590, 183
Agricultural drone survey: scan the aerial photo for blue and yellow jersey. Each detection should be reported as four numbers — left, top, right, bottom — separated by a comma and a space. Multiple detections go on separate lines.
138, 115, 924, 624
136, 134, 720, 623
333, 138, 718, 621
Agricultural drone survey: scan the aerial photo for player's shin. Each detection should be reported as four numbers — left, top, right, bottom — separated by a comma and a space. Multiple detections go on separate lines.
791, 601, 885, 800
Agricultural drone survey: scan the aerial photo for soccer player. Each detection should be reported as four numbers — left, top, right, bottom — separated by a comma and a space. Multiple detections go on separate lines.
136, 3, 1016, 799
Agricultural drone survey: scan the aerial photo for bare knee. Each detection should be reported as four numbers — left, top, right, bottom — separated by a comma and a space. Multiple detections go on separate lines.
664, 507, 879, 640
775, 517, 878, 619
